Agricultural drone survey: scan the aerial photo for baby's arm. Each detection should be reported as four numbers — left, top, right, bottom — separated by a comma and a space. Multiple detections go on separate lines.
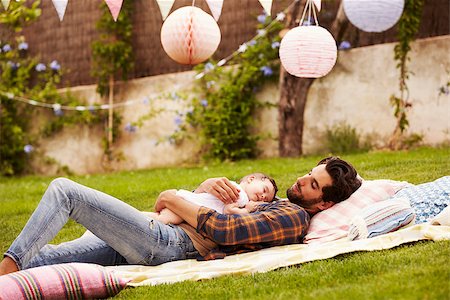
223, 203, 250, 215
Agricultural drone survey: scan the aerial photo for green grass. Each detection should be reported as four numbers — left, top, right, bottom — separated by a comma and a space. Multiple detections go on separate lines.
1, 146, 449, 299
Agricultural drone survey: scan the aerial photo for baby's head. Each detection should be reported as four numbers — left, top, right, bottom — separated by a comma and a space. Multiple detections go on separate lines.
239, 172, 278, 202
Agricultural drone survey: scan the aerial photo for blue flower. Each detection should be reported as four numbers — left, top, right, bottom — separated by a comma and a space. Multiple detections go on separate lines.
124, 123, 137, 133
54, 108, 64, 116
24, 144, 34, 154
271, 41, 280, 49
35, 63, 46, 72
338, 41, 351, 50
174, 115, 183, 126
18, 42, 28, 50
7, 61, 19, 71
260, 66, 273, 77
50, 60, 61, 71
248, 40, 257, 46
257, 29, 266, 36
2, 44, 11, 52
200, 99, 208, 107
257, 14, 266, 24
204, 62, 214, 71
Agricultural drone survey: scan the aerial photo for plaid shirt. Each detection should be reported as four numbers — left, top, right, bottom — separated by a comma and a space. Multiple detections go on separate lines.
196, 200, 310, 260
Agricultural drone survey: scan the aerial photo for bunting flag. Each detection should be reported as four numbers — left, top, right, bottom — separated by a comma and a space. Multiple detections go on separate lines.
52, 0, 68, 21
156, 0, 175, 21
205, 0, 224, 21
1, 0, 10, 10
313, 0, 321, 12
105, 0, 123, 22
257, 0, 273, 16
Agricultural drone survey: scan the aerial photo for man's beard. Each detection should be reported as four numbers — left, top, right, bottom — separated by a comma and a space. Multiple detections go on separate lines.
286, 186, 304, 205
286, 186, 321, 209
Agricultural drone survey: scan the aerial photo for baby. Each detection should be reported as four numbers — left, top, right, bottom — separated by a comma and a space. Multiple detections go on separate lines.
147, 172, 278, 224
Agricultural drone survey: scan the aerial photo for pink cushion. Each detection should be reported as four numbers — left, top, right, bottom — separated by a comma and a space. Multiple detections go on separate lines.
304, 179, 410, 244
0, 263, 129, 299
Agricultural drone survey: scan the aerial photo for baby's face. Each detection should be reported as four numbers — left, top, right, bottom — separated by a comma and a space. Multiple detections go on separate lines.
242, 177, 275, 202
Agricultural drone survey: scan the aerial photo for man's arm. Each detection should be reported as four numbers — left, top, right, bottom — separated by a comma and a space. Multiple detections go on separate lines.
155, 190, 200, 227
194, 177, 240, 204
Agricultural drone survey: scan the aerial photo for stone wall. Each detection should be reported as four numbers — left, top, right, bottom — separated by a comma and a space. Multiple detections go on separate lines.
33, 35, 450, 174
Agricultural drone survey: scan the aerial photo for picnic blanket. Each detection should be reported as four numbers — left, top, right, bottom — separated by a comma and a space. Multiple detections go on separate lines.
109, 223, 450, 287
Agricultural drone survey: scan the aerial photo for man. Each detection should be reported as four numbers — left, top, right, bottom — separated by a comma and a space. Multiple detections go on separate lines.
0, 157, 360, 275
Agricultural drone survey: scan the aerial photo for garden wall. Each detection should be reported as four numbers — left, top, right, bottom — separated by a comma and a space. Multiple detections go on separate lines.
33, 35, 450, 174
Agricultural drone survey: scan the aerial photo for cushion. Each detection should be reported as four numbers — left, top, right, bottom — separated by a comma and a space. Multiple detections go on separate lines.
0, 263, 129, 300
347, 197, 416, 240
304, 179, 410, 244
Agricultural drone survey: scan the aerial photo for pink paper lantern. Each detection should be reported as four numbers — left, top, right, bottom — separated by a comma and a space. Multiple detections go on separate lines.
161, 6, 221, 65
279, 26, 337, 78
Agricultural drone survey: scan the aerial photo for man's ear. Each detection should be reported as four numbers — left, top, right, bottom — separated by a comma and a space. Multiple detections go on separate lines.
317, 201, 335, 211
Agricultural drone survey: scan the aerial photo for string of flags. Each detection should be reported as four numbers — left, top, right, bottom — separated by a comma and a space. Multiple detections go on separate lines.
1, 0, 280, 22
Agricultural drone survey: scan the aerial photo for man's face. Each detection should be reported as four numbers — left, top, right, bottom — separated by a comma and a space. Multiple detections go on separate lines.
287, 164, 333, 210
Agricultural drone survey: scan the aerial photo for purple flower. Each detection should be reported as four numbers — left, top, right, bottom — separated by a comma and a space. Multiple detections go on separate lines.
257, 14, 267, 24
7, 61, 19, 71
206, 81, 215, 89
271, 41, 280, 49
24, 144, 34, 154
260, 66, 273, 77
54, 108, 64, 116
2, 44, 11, 52
338, 41, 351, 50
142, 97, 150, 104
257, 29, 266, 36
248, 40, 257, 46
88, 106, 96, 113
18, 42, 28, 50
200, 99, 208, 107
204, 62, 214, 71
124, 123, 137, 133
174, 115, 183, 126
35, 63, 46, 72
50, 60, 61, 71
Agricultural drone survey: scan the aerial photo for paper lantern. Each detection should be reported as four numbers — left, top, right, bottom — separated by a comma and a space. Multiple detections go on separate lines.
279, 26, 337, 78
160, 6, 221, 65
343, 0, 405, 33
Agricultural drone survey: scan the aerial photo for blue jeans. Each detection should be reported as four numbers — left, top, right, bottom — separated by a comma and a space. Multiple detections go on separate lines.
4, 178, 198, 270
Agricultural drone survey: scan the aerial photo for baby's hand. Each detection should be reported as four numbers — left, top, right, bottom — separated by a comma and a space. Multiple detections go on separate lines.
245, 201, 261, 212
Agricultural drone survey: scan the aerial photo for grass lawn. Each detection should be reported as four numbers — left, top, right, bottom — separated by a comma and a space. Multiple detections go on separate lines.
1, 146, 449, 299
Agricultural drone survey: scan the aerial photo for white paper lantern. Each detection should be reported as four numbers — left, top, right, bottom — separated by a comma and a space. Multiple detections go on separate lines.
160, 6, 221, 65
343, 0, 405, 33
279, 26, 337, 78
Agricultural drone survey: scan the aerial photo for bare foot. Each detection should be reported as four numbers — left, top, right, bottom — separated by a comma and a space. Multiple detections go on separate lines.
0, 256, 19, 276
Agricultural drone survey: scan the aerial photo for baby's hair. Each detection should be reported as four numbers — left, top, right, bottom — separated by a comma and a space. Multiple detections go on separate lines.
240, 172, 278, 200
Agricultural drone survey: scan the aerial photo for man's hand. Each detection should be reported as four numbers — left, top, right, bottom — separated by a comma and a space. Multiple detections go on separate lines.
195, 177, 240, 204
154, 189, 177, 212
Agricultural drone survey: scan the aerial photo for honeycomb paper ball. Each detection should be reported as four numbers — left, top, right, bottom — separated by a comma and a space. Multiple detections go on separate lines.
343, 0, 405, 33
161, 6, 221, 65
279, 26, 337, 78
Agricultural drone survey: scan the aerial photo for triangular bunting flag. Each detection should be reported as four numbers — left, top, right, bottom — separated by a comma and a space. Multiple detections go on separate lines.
52, 0, 68, 21
313, 0, 321, 12
105, 0, 123, 22
257, 0, 273, 16
156, 0, 175, 21
205, 0, 224, 21
1, 0, 10, 10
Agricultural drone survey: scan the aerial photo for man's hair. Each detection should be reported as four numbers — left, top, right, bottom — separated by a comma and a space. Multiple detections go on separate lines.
240, 172, 278, 200
318, 156, 362, 203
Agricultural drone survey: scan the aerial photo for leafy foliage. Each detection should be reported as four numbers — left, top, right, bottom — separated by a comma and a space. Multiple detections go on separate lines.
177, 14, 284, 161
389, 0, 424, 148
325, 123, 371, 154
0, 1, 104, 175
91, 1, 133, 96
